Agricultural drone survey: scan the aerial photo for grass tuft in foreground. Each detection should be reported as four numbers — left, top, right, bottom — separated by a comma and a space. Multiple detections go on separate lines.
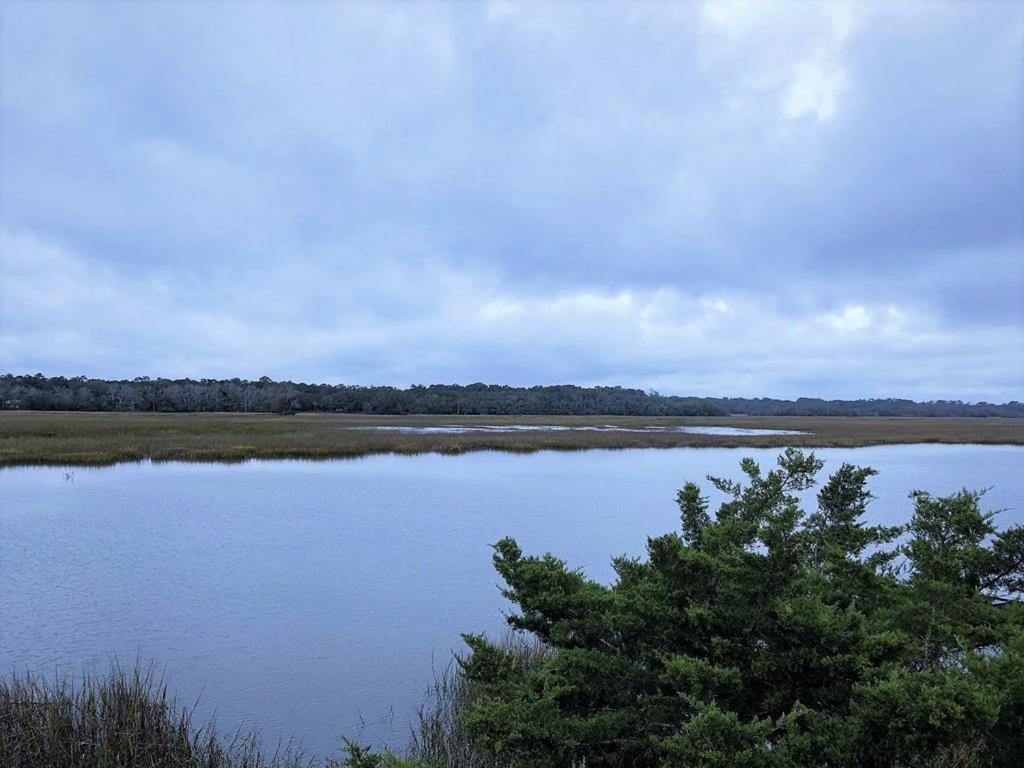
0, 638, 547, 768
0, 664, 309, 768
402, 635, 549, 768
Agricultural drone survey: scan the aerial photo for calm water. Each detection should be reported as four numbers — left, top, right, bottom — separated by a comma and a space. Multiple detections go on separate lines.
347, 424, 806, 435
1, 445, 1022, 756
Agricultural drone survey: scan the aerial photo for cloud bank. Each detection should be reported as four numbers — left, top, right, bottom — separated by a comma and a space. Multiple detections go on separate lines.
1, 0, 1022, 400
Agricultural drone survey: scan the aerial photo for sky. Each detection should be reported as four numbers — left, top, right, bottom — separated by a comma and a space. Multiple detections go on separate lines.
1, 0, 1022, 401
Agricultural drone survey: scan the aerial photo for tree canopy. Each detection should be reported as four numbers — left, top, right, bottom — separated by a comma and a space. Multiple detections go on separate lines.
455, 450, 1024, 767
2, 374, 1020, 417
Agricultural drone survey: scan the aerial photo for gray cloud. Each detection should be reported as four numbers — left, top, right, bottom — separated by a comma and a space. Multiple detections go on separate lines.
1, 0, 1021, 399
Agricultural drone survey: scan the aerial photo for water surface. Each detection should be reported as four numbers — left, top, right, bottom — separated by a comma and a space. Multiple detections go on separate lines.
1, 445, 1021, 756
347, 424, 806, 435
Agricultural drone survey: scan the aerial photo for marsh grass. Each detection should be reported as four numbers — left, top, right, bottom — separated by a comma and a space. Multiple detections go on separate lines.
405, 635, 550, 768
0, 663, 310, 768
0, 637, 547, 768
1, 412, 1020, 467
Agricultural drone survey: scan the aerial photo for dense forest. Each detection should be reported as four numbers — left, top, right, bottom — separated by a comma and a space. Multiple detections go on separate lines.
1, 373, 1021, 417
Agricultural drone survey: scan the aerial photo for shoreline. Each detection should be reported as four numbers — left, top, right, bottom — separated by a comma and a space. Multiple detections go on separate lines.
1, 411, 1021, 468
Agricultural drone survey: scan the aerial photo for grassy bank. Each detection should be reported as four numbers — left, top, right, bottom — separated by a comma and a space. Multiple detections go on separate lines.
0, 411, 1021, 467
0, 664, 309, 768
0, 641, 544, 768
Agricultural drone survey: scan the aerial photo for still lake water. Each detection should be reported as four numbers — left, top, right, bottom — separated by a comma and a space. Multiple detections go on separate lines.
2, 444, 1022, 757
346, 425, 807, 435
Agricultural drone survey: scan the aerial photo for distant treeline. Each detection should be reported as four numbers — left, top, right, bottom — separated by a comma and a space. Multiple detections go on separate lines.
2, 374, 1020, 418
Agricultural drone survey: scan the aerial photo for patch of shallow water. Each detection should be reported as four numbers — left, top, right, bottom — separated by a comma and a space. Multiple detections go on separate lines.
674, 426, 807, 436
344, 424, 808, 435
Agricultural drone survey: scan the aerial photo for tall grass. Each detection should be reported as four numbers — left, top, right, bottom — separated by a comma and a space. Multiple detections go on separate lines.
0, 663, 309, 768
405, 635, 550, 768
0, 637, 548, 768
3, 411, 1020, 468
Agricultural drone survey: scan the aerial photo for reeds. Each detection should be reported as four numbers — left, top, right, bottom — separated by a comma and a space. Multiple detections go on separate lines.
0, 663, 309, 768
405, 635, 550, 768
0, 637, 550, 768
1, 411, 1019, 468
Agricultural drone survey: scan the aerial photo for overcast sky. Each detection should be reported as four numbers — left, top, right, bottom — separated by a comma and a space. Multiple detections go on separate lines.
1, 1, 1022, 401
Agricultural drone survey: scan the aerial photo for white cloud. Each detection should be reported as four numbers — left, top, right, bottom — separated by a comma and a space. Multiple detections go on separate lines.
3, 228, 1021, 400
486, 1, 519, 23
782, 51, 848, 122
1, 2, 1021, 399
823, 305, 871, 332
699, 0, 860, 123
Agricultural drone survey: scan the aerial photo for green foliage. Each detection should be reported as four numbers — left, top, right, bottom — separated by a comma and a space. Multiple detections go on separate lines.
458, 451, 1024, 767
336, 739, 432, 768
5, 373, 1022, 416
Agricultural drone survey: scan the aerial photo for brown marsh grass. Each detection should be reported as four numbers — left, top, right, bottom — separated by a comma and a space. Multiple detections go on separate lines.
404, 634, 550, 768
0, 663, 311, 768
0, 637, 548, 768
0, 411, 1020, 468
